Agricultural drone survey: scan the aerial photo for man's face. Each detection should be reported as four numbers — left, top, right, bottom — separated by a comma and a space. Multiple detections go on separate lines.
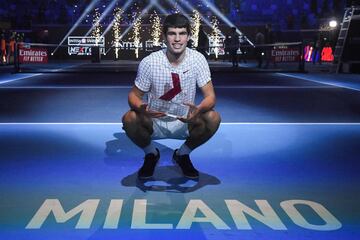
164, 27, 190, 55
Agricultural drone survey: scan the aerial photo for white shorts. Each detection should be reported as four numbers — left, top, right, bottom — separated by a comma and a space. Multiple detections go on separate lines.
151, 118, 189, 140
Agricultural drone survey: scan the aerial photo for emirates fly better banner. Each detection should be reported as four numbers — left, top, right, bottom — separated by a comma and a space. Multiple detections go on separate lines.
271, 45, 301, 62
19, 47, 48, 63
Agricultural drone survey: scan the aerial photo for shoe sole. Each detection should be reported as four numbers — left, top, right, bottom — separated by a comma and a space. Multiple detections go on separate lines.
137, 175, 153, 180
183, 174, 199, 179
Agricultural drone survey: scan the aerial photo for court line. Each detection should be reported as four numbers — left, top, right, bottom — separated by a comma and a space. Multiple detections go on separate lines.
0, 73, 43, 85
0, 85, 336, 89
1, 122, 360, 125
0, 63, 88, 85
277, 73, 360, 92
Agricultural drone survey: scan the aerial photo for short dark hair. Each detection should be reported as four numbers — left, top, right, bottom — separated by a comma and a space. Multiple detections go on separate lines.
163, 14, 191, 35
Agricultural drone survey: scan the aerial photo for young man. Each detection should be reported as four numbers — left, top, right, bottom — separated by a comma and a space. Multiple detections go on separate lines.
122, 13, 221, 180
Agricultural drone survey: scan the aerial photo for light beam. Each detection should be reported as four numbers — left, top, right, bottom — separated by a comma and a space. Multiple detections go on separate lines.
52, 0, 101, 55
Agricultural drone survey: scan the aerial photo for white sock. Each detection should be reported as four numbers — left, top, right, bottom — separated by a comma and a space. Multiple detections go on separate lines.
177, 143, 192, 156
143, 143, 157, 156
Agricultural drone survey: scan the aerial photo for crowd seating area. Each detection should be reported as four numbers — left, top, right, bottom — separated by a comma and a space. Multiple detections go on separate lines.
0, 0, 347, 30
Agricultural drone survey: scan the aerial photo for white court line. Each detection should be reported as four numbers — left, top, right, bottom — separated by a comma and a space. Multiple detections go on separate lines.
1, 122, 360, 125
0, 86, 132, 89
0, 73, 43, 85
277, 73, 360, 92
0, 85, 336, 89
215, 86, 335, 89
0, 63, 88, 85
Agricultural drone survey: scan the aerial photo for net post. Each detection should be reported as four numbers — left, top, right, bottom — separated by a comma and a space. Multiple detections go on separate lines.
14, 42, 20, 73
298, 42, 305, 72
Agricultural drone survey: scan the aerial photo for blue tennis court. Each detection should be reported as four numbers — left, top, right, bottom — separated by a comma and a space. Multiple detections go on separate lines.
1, 69, 360, 240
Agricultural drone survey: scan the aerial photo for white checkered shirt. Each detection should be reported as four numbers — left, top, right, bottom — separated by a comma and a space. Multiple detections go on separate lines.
135, 48, 211, 117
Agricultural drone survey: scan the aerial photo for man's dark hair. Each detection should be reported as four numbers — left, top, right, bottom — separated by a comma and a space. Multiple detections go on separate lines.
163, 14, 191, 35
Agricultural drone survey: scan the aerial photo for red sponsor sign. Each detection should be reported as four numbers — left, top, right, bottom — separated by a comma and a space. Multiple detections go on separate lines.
19, 47, 48, 63
321, 47, 334, 62
271, 46, 300, 62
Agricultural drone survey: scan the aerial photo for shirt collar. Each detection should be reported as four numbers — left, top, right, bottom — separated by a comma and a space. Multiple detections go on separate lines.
162, 48, 189, 71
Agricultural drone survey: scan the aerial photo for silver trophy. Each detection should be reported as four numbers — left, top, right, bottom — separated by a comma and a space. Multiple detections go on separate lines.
147, 93, 190, 118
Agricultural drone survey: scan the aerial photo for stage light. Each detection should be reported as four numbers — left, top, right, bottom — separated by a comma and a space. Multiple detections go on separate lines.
132, 16, 142, 59
104, 2, 154, 56
165, 0, 195, 21
169, 0, 217, 35
191, 10, 201, 48
52, 0, 101, 55
329, 20, 338, 28
153, 2, 169, 15
85, 0, 118, 37
210, 16, 221, 58
200, 0, 254, 46
150, 11, 162, 47
92, 8, 102, 45
118, 3, 154, 41
113, 7, 123, 59
101, 0, 134, 39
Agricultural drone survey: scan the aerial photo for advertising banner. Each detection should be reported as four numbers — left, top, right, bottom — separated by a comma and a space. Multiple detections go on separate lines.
272, 46, 300, 62
68, 36, 105, 56
19, 47, 48, 63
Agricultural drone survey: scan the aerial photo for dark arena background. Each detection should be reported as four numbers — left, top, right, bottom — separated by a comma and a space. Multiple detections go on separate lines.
1, 0, 360, 239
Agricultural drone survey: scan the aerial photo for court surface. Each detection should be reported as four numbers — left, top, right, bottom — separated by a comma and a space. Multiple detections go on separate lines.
0, 68, 359, 240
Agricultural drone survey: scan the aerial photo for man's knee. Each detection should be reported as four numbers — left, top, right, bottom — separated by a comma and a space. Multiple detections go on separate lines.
122, 110, 138, 128
203, 110, 221, 128
122, 110, 153, 134
189, 110, 221, 135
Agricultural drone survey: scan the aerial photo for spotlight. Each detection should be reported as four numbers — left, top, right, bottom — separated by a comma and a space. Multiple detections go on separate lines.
100, 0, 133, 38
51, 0, 101, 55
84, 0, 119, 37
329, 20, 337, 28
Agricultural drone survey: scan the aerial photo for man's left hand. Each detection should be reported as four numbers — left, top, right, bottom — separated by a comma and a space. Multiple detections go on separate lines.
178, 103, 200, 123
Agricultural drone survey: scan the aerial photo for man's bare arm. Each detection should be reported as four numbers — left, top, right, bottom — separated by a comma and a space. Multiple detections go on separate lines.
197, 81, 216, 112
128, 86, 146, 112
178, 81, 216, 123
128, 86, 165, 118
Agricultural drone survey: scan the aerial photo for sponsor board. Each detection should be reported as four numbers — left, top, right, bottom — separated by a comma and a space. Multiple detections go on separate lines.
272, 45, 301, 62
68, 36, 105, 56
209, 36, 225, 55
19, 47, 48, 63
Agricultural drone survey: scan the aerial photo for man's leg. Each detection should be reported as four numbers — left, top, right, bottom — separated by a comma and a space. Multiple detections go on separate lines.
185, 110, 221, 150
122, 110, 159, 179
122, 110, 153, 148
